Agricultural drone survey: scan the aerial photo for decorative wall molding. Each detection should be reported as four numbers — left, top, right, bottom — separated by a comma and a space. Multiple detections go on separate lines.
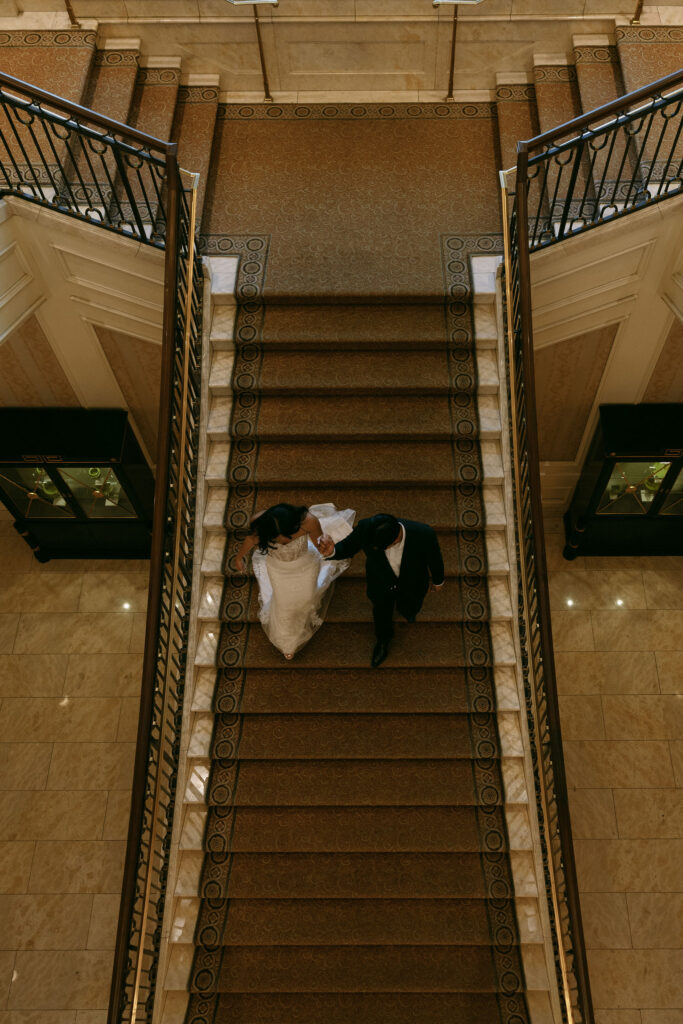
136, 66, 181, 86
0, 29, 96, 46
617, 26, 683, 43
533, 65, 577, 83
216, 101, 496, 121
574, 45, 619, 64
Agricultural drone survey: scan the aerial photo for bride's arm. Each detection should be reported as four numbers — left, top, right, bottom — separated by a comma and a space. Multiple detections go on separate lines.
235, 532, 258, 572
302, 512, 323, 548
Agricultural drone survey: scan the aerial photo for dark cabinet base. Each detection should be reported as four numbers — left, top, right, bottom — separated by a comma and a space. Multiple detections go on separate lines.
15, 520, 152, 562
563, 514, 683, 560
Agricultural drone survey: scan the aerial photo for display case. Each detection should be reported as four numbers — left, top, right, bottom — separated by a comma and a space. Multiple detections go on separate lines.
563, 404, 683, 559
0, 409, 154, 561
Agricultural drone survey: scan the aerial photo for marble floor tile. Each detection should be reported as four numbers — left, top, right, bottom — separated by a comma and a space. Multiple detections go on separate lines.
587, 949, 683, 1009
670, 741, 683, 788
0, 894, 92, 951
563, 740, 675, 789
549, 570, 646, 612
115, 698, 140, 742
0, 699, 121, 744
579, 891, 631, 949
46, 744, 136, 792
554, 651, 659, 696
13, 614, 132, 656
575, 838, 683, 892
63, 654, 142, 699
594, 1012, 641, 1024
568, 789, 618, 840
613, 789, 683, 839
642, 570, 683, 610
0, 1010, 79, 1023
0, 617, 19, 654
28, 842, 125, 895
102, 792, 131, 842
551, 610, 595, 651
590, 610, 652, 652
0, 575, 83, 615
0, 523, 34, 573
602, 695, 683, 741
0, 793, 106, 843
0, 655, 68, 699
0, 745, 52, 791
77, 574, 149, 615
0, 843, 35, 895
558, 695, 605, 740
655, 651, 683, 694
86, 895, 119, 951
627, 892, 683, 949
8, 949, 111, 1009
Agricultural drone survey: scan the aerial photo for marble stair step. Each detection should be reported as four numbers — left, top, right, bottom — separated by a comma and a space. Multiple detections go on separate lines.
228, 394, 500, 441
219, 440, 503, 487
214, 483, 506, 533
174, 897, 518, 946
195, 665, 516, 715
186, 943, 508, 993
209, 575, 509, 625
219, 531, 509, 579
228, 350, 496, 396
196, 759, 503, 807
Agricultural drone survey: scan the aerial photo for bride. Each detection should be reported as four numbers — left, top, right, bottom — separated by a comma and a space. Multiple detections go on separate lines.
235, 502, 355, 659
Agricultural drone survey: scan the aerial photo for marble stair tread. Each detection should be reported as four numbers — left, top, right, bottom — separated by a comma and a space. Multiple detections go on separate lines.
230, 394, 499, 441
209, 665, 506, 714
207, 397, 232, 439
229, 440, 502, 486
240, 350, 480, 395
219, 484, 505, 532
209, 351, 234, 394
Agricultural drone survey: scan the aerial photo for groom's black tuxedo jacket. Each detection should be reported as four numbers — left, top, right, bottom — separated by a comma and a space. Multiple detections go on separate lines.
331, 516, 445, 615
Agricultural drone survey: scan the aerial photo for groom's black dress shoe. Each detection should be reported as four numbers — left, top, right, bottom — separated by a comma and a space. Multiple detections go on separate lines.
371, 641, 390, 668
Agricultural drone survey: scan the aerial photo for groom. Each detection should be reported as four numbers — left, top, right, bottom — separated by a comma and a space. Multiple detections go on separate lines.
319, 513, 445, 667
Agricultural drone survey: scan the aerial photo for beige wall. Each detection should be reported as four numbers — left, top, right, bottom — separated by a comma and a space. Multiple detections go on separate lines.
0, 512, 146, 1023
546, 518, 683, 1024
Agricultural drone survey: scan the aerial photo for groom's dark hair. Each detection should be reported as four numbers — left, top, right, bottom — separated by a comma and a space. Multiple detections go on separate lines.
369, 514, 401, 550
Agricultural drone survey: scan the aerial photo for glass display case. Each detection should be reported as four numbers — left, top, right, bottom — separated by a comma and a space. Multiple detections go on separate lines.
563, 404, 683, 559
0, 409, 154, 561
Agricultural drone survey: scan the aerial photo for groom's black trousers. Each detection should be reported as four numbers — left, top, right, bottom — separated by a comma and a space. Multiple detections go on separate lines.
372, 585, 420, 642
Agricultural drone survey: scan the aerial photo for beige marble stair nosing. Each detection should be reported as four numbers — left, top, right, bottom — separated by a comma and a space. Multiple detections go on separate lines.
174, 850, 203, 896
191, 666, 218, 712
476, 349, 499, 393
502, 756, 529, 806
208, 351, 234, 395
188, 711, 214, 759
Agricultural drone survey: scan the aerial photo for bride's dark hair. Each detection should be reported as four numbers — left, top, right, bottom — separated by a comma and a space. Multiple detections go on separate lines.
252, 504, 308, 553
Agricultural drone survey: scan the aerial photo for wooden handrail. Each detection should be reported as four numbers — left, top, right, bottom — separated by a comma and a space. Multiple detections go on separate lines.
106, 149, 181, 1024
0, 69, 173, 153
514, 150, 595, 1023
518, 65, 683, 152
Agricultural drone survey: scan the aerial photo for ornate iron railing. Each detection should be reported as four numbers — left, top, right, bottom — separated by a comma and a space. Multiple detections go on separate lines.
0, 70, 203, 1024
520, 67, 683, 250
501, 67, 683, 1024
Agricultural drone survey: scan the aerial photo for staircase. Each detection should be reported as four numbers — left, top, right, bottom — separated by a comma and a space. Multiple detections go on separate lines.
3, 18, 681, 1024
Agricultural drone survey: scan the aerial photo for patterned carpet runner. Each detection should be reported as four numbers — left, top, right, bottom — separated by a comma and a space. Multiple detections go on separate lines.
186, 105, 528, 1024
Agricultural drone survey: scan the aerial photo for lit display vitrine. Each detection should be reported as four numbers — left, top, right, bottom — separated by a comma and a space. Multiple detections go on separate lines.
0, 409, 154, 561
563, 404, 683, 559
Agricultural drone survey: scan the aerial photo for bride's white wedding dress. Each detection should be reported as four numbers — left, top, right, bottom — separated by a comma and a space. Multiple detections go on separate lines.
251, 502, 356, 657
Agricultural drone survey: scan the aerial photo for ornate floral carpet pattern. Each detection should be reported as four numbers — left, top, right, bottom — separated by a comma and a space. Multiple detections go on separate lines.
187, 106, 528, 1024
